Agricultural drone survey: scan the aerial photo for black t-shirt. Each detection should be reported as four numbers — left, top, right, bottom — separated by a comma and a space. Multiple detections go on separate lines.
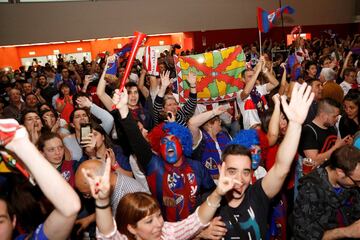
217, 179, 270, 240
339, 116, 359, 138
299, 122, 337, 157
40, 85, 58, 103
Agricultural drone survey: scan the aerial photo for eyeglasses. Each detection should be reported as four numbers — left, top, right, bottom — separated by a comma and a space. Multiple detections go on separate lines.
347, 174, 360, 186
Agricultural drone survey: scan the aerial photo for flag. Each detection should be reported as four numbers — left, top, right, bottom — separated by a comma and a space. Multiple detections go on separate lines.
174, 46, 246, 103
257, 5, 295, 33
144, 46, 160, 76
114, 42, 132, 57
105, 42, 132, 77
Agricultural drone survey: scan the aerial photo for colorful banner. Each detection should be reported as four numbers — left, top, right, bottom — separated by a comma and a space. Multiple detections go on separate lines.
174, 46, 246, 103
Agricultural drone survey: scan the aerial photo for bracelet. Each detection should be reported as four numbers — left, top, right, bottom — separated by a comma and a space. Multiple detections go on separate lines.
95, 201, 111, 209
206, 196, 220, 208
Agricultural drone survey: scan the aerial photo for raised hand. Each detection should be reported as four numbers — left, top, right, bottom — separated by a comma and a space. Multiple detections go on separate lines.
105, 148, 118, 169
80, 132, 96, 148
187, 71, 197, 87
281, 83, 314, 125
272, 93, 281, 106
280, 62, 286, 70
112, 89, 128, 110
76, 96, 92, 109
216, 162, 240, 196
160, 70, 171, 90
81, 156, 111, 200
112, 89, 129, 118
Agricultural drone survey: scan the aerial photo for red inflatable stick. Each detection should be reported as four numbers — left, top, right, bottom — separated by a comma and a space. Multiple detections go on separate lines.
119, 31, 147, 92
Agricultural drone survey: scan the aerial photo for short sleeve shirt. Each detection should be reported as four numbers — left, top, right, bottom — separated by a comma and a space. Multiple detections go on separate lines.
217, 179, 271, 240
236, 84, 269, 129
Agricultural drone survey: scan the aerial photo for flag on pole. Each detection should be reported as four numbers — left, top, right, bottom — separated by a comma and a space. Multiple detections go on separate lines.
257, 5, 295, 33
174, 46, 246, 103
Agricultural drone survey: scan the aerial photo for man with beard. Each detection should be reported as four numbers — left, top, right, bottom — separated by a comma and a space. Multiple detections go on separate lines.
299, 98, 352, 167
38, 74, 57, 103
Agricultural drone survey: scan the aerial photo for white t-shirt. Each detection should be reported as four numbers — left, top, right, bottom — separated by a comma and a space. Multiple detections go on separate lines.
236, 84, 269, 129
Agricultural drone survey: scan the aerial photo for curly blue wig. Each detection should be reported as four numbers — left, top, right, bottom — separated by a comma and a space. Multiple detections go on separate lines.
230, 129, 259, 148
163, 122, 193, 157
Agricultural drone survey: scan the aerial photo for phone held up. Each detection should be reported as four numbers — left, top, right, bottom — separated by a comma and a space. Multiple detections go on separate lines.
80, 123, 92, 143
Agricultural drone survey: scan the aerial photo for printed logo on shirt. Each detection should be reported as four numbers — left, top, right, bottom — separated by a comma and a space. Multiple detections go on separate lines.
226, 207, 262, 240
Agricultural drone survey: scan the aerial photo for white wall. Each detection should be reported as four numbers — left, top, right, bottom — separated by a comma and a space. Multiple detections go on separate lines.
0, 0, 356, 45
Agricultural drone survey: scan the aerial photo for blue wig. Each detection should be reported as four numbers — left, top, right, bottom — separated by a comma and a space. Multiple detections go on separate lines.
163, 122, 193, 157
230, 129, 259, 148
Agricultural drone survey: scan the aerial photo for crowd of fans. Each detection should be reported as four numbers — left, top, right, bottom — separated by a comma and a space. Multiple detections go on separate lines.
0, 31, 360, 240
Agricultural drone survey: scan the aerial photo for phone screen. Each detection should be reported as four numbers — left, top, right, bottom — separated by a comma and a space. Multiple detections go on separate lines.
80, 124, 91, 142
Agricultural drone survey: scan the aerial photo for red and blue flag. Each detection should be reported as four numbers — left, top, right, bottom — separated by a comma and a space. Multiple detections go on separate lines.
257, 6, 295, 33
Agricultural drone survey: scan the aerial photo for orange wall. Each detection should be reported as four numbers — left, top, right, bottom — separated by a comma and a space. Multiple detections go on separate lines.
0, 34, 193, 70
0, 47, 21, 70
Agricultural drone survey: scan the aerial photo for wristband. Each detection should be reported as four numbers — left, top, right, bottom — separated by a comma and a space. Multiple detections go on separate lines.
95, 201, 111, 209
206, 196, 220, 208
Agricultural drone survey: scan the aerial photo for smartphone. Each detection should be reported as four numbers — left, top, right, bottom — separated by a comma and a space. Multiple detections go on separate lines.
80, 123, 92, 142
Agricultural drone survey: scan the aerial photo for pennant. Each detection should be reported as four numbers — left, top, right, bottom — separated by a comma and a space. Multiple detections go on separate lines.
174, 46, 246, 103
144, 46, 160, 76
257, 5, 295, 33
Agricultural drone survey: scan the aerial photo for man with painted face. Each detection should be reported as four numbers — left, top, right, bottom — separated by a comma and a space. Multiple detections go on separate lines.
198, 83, 313, 239
112, 89, 215, 222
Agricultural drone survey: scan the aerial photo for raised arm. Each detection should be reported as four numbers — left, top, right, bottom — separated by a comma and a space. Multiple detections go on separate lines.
176, 72, 198, 125
4, 119, 81, 240
240, 58, 263, 100
278, 63, 288, 96
76, 96, 114, 134
112, 89, 153, 169
266, 94, 281, 147
138, 68, 150, 98
96, 56, 114, 111
340, 51, 352, 78
188, 106, 227, 145
152, 71, 171, 125
263, 62, 279, 92
262, 83, 314, 199
82, 156, 114, 236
